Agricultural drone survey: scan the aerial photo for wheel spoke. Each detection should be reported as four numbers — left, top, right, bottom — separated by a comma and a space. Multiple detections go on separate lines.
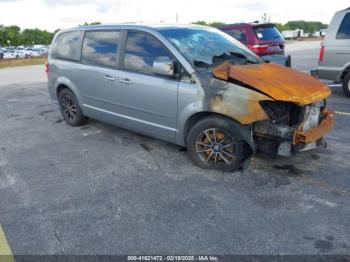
214, 153, 218, 166
206, 150, 214, 162
218, 137, 226, 145
196, 141, 210, 147
221, 150, 236, 160
218, 152, 230, 164
221, 143, 234, 150
196, 148, 212, 153
212, 128, 217, 143
204, 130, 213, 144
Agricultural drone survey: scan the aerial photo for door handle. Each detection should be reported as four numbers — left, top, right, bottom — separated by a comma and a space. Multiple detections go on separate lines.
119, 78, 133, 84
104, 75, 115, 81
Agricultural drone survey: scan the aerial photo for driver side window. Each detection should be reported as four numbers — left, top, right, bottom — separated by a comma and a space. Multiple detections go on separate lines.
124, 31, 173, 75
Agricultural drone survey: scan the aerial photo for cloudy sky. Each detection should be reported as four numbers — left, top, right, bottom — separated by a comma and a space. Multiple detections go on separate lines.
0, 0, 349, 31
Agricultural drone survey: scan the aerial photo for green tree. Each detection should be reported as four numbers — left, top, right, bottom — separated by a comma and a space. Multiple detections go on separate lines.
275, 23, 290, 32
2, 25, 21, 46
192, 20, 208, 26
284, 20, 327, 33
192, 21, 226, 27
209, 21, 226, 27
21, 28, 55, 45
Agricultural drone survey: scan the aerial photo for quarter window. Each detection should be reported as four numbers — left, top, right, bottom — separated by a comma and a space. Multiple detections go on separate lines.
336, 13, 350, 39
124, 31, 173, 75
82, 31, 120, 68
51, 31, 81, 61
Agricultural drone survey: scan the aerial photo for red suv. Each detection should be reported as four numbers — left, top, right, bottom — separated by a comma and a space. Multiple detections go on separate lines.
219, 23, 290, 66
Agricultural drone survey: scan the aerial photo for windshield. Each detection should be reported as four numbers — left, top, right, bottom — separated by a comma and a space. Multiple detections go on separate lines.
158, 27, 263, 68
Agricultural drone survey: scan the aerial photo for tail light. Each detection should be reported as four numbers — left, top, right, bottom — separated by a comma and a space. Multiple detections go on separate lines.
45, 61, 49, 74
319, 45, 325, 62
247, 44, 269, 54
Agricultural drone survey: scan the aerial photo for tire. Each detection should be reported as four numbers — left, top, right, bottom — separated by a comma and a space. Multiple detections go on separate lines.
342, 72, 350, 98
58, 89, 88, 126
186, 116, 247, 172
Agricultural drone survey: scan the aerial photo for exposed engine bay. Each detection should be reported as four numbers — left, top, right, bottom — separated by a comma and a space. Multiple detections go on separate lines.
253, 101, 329, 156
208, 61, 335, 159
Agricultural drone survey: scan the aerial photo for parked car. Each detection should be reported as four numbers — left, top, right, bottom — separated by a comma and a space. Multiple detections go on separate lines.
218, 23, 291, 67
314, 7, 350, 97
47, 24, 334, 171
2, 50, 18, 59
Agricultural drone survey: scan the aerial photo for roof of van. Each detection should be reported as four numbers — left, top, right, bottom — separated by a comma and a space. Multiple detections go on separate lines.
59, 23, 207, 33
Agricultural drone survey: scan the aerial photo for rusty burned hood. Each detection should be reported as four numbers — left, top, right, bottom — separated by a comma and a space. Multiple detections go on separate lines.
212, 62, 331, 106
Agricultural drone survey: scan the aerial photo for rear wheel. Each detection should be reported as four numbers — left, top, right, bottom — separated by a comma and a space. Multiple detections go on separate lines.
58, 89, 88, 126
342, 72, 350, 97
187, 116, 246, 172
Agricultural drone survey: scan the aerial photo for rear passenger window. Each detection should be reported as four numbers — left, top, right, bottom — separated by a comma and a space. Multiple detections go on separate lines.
226, 29, 247, 43
124, 31, 173, 75
337, 13, 350, 39
51, 31, 81, 61
82, 31, 120, 68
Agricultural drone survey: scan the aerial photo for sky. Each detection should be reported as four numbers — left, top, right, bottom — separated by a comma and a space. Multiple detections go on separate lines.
0, 0, 349, 31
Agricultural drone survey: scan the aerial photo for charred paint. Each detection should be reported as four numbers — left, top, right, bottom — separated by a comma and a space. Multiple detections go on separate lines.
209, 85, 271, 124
212, 62, 331, 106
196, 67, 271, 125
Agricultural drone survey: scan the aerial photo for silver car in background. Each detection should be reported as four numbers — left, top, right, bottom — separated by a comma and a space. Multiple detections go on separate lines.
317, 7, 350, 97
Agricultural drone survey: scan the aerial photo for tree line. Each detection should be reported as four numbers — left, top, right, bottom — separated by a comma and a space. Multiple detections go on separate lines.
192, 20, 328, 33
1, 20, 328, 46
275, 21, 328, 33
0, 25, 57, 46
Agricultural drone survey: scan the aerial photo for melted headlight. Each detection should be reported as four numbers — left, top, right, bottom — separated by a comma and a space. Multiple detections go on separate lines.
259, 101, 305, 126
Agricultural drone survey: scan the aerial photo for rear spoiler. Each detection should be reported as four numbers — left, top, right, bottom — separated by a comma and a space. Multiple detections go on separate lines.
252, 23, 276, 29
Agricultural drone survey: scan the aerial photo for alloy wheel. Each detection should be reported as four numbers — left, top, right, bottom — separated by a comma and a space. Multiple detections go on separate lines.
195, 128, 238, 166
61, 95, 77, 121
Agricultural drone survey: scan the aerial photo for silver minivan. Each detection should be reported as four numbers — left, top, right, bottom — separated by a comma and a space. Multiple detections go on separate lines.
317, 7, 350, 97
47, 24, 334, 172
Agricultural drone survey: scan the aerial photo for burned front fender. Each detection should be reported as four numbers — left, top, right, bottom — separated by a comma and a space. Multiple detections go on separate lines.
197, 68, 273, 125
209, 83, 273, 124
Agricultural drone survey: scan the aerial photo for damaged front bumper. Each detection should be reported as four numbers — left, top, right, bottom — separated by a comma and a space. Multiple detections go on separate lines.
253, 106, 335, 156
293, 109, 335, 146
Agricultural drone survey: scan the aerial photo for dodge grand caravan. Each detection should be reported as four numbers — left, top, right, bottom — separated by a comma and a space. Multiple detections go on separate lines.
47, 24, 335, 172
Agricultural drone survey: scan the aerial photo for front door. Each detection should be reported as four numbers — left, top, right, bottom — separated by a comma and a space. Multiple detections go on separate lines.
114, 31, 179, 142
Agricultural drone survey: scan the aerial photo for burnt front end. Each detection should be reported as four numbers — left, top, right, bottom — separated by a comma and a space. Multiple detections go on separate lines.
253, 100, 335, 156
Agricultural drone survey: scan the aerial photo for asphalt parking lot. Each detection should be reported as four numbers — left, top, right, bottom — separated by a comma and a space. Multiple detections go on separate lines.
0, 42, 350, 255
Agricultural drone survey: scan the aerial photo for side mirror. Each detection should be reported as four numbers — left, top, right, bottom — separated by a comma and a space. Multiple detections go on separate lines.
153, 57, 174, 76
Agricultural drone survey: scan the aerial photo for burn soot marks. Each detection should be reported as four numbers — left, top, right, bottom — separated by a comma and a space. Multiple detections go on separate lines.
314, 239, 334, 253
304, 235, 335, 253
273, 164, 313, 176
140, 143, 153, 153
54, 119, 64, 124
39, 110, 55, 116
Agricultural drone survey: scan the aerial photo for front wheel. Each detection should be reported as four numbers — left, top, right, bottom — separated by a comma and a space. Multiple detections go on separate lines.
58, 89, 88, 126
342, 72, 350, 98
187, 116, 247, 172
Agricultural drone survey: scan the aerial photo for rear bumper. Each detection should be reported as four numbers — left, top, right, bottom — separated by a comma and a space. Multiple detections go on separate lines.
315, 66, 343, 82
293, 109, 335, 145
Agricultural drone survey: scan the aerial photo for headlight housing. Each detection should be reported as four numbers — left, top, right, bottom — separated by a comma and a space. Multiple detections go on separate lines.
259, 101, 305, 125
